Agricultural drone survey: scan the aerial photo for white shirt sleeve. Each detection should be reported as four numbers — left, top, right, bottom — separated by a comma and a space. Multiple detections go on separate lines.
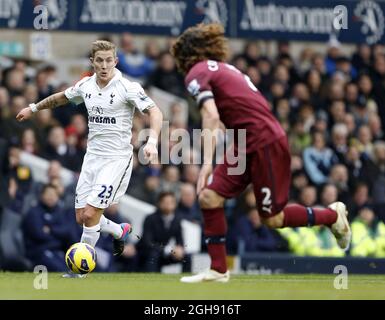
126, 82, 156, 113
64, 77, 89, 104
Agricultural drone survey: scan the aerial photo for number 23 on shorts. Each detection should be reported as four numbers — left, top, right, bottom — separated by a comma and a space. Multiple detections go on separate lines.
98, 184, 113, 205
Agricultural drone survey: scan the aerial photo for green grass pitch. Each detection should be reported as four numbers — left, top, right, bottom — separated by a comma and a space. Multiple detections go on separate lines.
0, 272, 384, 300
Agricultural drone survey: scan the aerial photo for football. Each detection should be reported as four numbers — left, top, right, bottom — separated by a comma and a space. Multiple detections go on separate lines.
65, 243, 97, 274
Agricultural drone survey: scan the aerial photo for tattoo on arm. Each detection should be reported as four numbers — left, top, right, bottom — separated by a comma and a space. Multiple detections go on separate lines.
36, 93, 68, 111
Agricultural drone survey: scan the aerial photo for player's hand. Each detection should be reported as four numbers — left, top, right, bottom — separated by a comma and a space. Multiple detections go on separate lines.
16, 107, 33, 122
122, 244, 136, 258
171, 245, 185, 261
197, 164, 213, 195
143, 142, 158, 163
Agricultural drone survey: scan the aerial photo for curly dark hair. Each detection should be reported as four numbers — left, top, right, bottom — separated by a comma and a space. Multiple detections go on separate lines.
170, 23, 229, 74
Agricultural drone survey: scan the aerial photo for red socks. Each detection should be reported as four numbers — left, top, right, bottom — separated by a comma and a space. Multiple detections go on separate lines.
283, 204, 337, 227
202, 208, 227, 274
202, 204, 337, 273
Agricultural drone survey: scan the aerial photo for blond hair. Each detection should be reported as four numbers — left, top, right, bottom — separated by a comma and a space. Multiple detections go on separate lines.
91, 40, 116, 58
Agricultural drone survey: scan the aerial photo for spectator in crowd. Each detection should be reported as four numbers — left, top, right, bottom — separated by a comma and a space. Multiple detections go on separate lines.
290, 170, 309, 202
44, 125, 82, 171
325, 37, 342, 76
328, 100, 347, 129
352, 44, 372, 72
117, 33, 155, 80
356, 124, 374, 160
182, 164, 200, 186
298, 185, 317, 207
20, 128, 40, 156
4, 68, 26, 97
371, 142, 385, 218
146, 51, 185, 98
328, 164, 350, 204
1, 95, 32, 145
32, 109, 60, 150
176, 183, 201, 223
238, 41, 260, 67
22, 184, 77, 271
35, 68, 55, 101
330, 123, 349, 163
7, 147, 36, 216
348, 182, 371, 220
303, 131, 338, 186
319, 183, 339, 208
136, 192, 190, 272
350, 206, 385, 257
0, 86, 10, 116
41, 160, 77, 211
23, 84, 38, 105
0, 138, 10, 221
159, 165, 182, 198
344, 145, 377, 190
288, 120, 311, 155
256, 56, 273, 95
368, 113, 384, 141
227, 207, 288, 254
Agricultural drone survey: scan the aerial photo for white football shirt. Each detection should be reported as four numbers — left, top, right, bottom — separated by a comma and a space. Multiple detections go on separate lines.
64, 69, 155, 158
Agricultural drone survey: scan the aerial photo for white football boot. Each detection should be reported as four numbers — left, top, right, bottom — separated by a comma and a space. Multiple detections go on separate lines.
62, 272, 87, 278
180, 269, 230, 283
329, 202, 352, 251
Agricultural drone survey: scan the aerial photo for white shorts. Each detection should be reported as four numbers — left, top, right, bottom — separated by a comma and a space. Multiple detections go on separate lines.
75, 153, 133, 209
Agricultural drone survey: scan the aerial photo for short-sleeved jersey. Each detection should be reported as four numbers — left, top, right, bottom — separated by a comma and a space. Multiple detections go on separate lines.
65, 69, 155, 158
185, 60, 285, 152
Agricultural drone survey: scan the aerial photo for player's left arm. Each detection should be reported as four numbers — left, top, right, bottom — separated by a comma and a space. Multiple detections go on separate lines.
197, 98, 220, 194
142, 105, 163, 163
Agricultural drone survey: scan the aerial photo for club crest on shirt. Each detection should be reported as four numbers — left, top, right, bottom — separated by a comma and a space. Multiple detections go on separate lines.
110, 93, 115, 104
91, 106, 104, 115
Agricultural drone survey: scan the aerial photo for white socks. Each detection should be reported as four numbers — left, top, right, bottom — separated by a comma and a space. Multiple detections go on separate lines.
81, 224, 101, 247
99, 215, 123, 239
80, 215, 123, 248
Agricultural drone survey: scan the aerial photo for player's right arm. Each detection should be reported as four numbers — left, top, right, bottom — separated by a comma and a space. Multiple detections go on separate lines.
16, 91, 69, 122
16, 76, 88, 122
197, 99, 220, 194
184, 61, 219, 194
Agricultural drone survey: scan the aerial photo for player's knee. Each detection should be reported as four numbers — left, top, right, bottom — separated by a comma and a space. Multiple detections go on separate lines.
261, 213, 284, 228
198, 189, 224, 209
82, 207, 100, 225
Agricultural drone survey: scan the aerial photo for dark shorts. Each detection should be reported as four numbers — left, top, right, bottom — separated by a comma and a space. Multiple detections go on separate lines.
206, 136, 291, 217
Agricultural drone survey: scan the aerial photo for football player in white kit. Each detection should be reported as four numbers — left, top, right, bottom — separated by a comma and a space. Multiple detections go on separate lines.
16, 41, 163, 269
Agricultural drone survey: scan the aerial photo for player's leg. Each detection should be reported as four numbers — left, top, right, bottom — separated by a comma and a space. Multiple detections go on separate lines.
74, 154, 102, 247
80, 204, 104, 247
181, 188, 231, 283
253, 137, 351, 250
75, 208, 84, 225
76, 207, 123, 247
199, 188, 227, 273
262, 203, 351, 250
181, 159, 249, 283
87, 155, 133, 255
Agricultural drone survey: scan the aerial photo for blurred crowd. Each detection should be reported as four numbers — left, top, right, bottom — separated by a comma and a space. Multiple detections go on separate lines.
1, 33, 385, 272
